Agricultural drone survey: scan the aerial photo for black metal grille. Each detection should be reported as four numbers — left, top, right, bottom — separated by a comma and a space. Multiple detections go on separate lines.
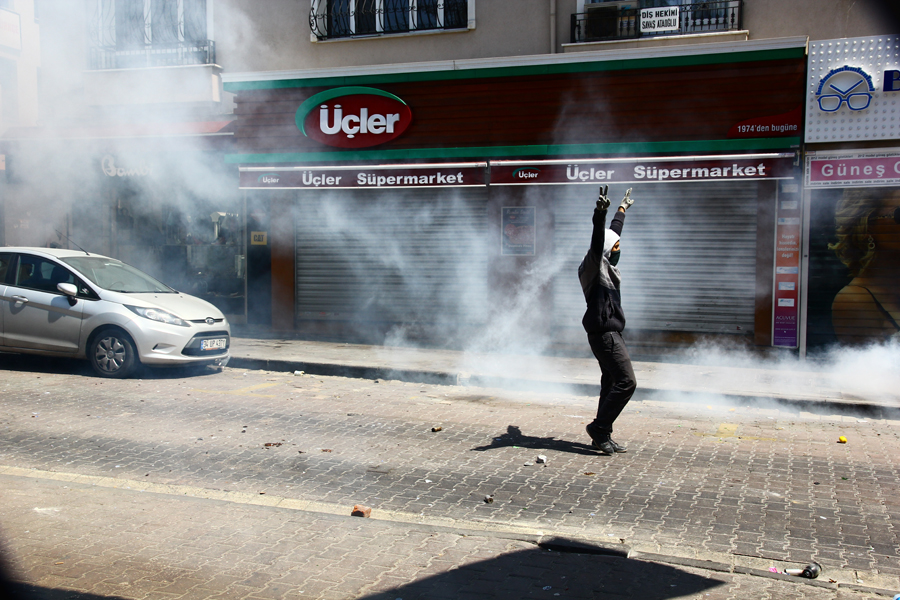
90, 40, 215, 69
310, 0, 468, 40
88, 0, 215, 69
571, 1, 742, 44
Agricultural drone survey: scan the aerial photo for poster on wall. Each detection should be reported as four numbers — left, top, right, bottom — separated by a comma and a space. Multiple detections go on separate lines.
501, 207, 535, 256
773, 190, 801, 348
806, 186, 900, 349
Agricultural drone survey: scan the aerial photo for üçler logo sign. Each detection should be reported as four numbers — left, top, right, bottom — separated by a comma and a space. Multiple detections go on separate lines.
513, 167, 541, 180
296, 87, 412, 149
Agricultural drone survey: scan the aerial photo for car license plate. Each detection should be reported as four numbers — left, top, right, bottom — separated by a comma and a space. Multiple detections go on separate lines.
200, 338, 227, 351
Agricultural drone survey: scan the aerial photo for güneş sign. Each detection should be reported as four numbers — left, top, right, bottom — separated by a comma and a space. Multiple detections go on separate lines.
296, 87, 412, 149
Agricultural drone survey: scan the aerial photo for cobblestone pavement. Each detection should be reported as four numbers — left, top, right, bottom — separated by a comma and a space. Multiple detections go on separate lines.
0, 355, 898, 599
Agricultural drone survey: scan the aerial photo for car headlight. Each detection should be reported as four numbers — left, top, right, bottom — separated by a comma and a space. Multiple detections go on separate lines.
126, 305, 190, 327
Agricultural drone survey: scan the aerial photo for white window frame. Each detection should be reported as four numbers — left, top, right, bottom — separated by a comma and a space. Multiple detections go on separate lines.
95, 0, 213, 45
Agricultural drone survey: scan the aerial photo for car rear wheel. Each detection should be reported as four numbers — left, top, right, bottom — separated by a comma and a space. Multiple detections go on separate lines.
89, 329, 137, 378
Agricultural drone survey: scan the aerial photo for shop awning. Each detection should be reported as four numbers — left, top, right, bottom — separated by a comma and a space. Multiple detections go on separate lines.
490, 153, 797, 186
239, 162, 488, 189
238, 153, 797, 190
805, 148, 900, 188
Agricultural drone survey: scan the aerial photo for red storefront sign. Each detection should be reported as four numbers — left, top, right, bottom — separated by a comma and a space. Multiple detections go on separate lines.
228, 47, 807, 159
727, 107, 802, 139
806, 151, 900, 187
296, 88, 413, 149
239, 163, 487, 189
491, 155, 796, 185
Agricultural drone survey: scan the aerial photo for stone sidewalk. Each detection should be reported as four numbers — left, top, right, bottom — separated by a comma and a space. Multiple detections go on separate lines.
1, 360, 898, 598
228, 336, 900, 414
0, 472, 885, 600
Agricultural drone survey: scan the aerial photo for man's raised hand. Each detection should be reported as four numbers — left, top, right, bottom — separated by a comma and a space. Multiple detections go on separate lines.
596, 185, 611, 211
619, 188, 634, 212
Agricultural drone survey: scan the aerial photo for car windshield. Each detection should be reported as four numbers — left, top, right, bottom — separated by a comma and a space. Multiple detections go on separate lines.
60, 257, 175, 293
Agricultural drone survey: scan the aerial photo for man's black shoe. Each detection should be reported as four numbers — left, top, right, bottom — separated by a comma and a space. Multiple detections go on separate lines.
609, 439, 627, 453
592, 438, 615, 455
586, 423, 614, 455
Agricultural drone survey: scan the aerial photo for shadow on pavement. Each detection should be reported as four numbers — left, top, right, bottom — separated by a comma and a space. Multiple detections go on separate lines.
2, 582, 129, 600
0, 353, 88, 376
1, 545, 129, 600
472, 425, 599, 456
0, 352, 222, 380
360, 543, 726, 599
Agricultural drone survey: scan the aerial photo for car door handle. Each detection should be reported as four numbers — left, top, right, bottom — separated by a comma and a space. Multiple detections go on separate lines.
10, 295, 29, 304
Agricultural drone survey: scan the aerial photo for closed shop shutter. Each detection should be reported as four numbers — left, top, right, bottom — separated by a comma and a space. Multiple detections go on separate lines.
294, 188, 489, 327
553, 182, 760, 334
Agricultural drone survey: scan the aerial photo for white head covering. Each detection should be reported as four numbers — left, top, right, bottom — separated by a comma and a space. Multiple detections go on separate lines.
603, 229, 620, 259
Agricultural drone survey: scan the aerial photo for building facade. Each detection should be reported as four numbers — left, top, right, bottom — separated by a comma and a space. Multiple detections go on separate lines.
2, 0, 897, 352
1, 0, 245, 321
224, 37, 809, 351
0, 0, 40, 244
802, 34, 900, 353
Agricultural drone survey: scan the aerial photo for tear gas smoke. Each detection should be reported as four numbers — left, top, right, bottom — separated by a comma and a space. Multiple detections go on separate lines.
10, 2, 897, 416
644, 338, 900, 415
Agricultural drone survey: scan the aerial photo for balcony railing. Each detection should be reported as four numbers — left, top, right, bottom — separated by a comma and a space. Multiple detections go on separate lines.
89, 40, 216, 70
310, 0, 468, 40
571, 1, 742, 44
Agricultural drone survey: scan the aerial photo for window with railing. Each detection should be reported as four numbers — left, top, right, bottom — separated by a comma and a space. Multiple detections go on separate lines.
571, 0, 742, 44
89, 0, 215, 70
310, 0, 468, 40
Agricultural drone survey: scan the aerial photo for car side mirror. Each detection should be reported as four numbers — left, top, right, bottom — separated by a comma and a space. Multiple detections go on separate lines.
57, 283, 78, 306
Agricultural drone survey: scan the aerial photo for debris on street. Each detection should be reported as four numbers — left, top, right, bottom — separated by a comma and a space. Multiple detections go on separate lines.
432, 426, 443, 432
294, 370, 305, 376
484, 495, 494, 504
321, 449, 333, 452
263, 442, 282, 448
351, 505, 372, 517
536, 455, 547, 464
783, 562, 822, 579
838, 436, 848, 443
524, 462, 534, 466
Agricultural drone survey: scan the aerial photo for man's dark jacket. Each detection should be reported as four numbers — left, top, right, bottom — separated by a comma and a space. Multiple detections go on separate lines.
578, 206, 626, 334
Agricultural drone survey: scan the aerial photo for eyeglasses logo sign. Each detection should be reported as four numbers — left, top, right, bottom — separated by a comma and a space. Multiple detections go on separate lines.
296, 87, 412, 149
815, 66, 875, 113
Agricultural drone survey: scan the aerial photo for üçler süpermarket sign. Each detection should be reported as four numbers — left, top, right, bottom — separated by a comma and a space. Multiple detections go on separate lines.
296, 87, 412, 149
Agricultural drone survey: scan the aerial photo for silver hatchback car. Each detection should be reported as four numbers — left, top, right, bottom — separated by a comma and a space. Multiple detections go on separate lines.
0, 247, 231, 378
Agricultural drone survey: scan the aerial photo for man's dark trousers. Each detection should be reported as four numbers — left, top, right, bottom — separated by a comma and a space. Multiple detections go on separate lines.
587, 331, 637, 433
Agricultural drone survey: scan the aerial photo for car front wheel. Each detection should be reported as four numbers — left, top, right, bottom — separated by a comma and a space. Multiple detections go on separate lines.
89, 329, 138, 378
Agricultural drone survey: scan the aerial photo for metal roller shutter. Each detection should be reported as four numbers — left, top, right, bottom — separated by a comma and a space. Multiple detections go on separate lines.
553, 182, 759, 334
294, 188, 489, 327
